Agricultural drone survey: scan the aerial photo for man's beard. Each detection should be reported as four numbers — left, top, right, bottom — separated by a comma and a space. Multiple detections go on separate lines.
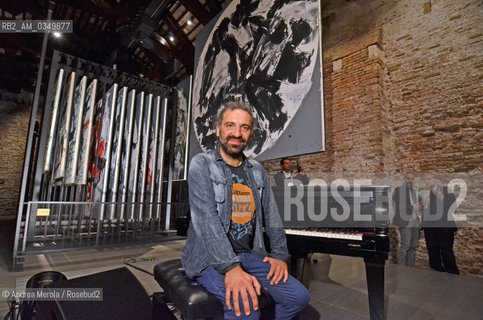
219, 135, 247, 158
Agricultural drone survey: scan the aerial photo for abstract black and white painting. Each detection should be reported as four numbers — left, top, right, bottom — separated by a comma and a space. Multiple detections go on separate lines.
86, 97, 103, 203
138, 94, 153, 218
93, 84, 117, 205
43, 68, 65, 174
65, 76, 86, 185
53, 72, 76, 179
76, 79, 97, 185
191, 0, 323, 160
128, 92, 145, 218
145, 95, 158, 211
119, 89, 136, 204
107, 86, 127, 204
173, 76, 191, 180
146, 96, 163, 219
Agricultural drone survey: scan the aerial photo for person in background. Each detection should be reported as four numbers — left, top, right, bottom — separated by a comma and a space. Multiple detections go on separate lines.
392, 173, 421, 266
420, 174, 459, 274
273, 158, 309, 188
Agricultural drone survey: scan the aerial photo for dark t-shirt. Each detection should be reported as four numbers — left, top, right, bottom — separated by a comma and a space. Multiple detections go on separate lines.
227, 163, 256, 253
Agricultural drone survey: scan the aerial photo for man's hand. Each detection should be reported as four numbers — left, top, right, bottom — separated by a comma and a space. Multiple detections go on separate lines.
421, 197, 430, 206
263, 256, 288, 285
413, 203, 422, 211
225, 265, 261, 317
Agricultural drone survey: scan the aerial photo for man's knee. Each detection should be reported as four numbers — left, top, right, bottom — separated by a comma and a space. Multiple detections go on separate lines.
298, 287, 310, 307
291, 284, 310, 309
224, 307, 260, 320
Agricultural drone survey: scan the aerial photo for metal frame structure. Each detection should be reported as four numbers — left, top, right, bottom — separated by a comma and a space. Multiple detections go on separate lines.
13, 51, 189, 269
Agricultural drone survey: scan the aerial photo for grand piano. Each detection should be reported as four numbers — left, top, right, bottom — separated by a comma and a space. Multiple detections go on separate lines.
176, 184, 391, 319
272, 184, 390, 320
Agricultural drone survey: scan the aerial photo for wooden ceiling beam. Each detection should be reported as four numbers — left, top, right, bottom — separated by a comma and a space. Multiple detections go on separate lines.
164, 12, 195, 57
176, 0, 214, 25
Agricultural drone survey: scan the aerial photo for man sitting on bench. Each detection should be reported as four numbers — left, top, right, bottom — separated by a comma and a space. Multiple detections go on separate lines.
182, 101, 310, 319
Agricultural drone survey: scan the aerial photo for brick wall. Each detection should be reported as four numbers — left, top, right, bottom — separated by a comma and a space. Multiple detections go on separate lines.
0, 93, 32, 218
262, 0, 482, 277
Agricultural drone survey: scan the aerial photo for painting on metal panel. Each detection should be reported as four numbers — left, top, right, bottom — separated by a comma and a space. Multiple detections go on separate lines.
144, 95, 158, 207
93, 84, 117, 204
118, 89, 136, 203
191, 0, 323, 160
53, 72, 76, 179
173, 77, 190, 180
128, 92, 145, 215
107, 86, 127, 203
138, 94, 153, 210
76, 79, 97, 185
86, 97, 103, 202
43, 68, 65, 173
65, 76, 87, 185
148, 97, 162, 219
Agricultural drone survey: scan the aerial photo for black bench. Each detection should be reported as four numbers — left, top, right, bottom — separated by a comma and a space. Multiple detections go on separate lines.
154, 259, 272, 320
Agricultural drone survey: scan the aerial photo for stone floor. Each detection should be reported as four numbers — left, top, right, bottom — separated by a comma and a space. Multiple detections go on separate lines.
0, 238, 482, 319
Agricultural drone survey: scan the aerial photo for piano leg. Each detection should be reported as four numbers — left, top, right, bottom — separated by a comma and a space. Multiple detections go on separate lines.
364, 258, 385, 320
289, 256, 304, 281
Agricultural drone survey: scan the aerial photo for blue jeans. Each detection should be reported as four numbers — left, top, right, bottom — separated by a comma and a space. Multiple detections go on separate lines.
196, 252, 310, 319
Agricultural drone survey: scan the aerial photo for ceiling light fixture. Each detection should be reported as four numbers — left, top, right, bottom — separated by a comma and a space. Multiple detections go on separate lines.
169, 35, 175, 42
186, 19, 192, 26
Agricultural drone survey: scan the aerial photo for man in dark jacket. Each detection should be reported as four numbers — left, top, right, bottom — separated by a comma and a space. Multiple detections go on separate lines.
420, 174, 459, 274
273, 158, 309, 188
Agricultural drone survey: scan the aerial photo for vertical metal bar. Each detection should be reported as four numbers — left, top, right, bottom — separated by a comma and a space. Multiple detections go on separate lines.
165, 95, 177, 231
13, 8, 52, 266
165, 168, 173, 230
318, 0, 326, 152
157, 98, 168, 229
21, 202, 32, 254
43, 183, 54, 238
183, 75, 193, 181
54, 185, 66, 239
68, 187, 75, 247
87, 201, 93, 246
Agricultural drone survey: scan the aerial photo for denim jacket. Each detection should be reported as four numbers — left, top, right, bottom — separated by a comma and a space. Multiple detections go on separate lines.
181, 147, 289, 279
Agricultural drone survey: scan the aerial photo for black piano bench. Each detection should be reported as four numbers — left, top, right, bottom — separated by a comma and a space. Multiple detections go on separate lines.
154, 259, 272, 320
